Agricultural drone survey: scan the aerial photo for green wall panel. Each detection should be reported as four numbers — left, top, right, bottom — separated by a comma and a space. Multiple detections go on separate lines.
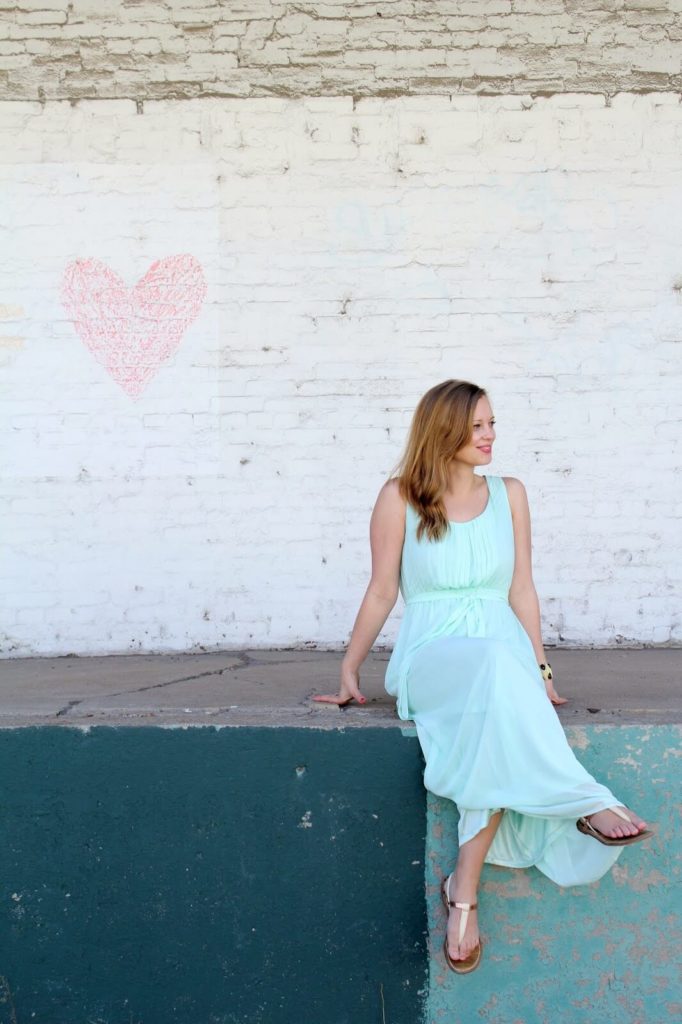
0, 727, 428, 1024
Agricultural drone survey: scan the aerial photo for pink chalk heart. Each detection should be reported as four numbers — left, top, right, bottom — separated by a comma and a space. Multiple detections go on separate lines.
62, 254, 207, 397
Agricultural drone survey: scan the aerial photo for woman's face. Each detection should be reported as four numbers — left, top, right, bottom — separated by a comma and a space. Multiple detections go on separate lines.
455, 396, 496, 466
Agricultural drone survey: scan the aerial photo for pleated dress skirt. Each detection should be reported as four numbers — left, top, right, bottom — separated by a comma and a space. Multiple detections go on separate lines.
384, 474, 625, 887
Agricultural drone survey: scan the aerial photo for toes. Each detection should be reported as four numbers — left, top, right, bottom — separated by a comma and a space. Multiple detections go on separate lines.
621, 808, 648, 832
446, 905, 479, 964
594, 809, 650, 838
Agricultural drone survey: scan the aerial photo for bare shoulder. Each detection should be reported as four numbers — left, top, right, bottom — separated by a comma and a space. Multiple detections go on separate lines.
500, 476, 529, 518
372, 477, 407, 525
501, 475, 527, 497
376, 476, 406, 510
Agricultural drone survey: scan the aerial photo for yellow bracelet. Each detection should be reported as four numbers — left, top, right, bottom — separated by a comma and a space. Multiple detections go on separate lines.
539, 661, 553, 682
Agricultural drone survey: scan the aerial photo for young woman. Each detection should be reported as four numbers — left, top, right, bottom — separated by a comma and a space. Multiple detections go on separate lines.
313, 379, 653, 974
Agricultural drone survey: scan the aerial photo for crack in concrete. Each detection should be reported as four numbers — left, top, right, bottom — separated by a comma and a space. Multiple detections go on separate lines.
51, 656, 255, 712
102, 656, 347, 703
55, 699, 83, 718
101, 660, 250, 701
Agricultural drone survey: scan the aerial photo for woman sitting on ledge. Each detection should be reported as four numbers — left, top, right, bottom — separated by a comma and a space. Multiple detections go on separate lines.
314, 378, 653, 975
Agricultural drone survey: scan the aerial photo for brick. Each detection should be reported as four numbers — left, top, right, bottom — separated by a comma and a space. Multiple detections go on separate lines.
15, 10, 68, 26
0, 53, 31, 69
108, 38, 133, 54
0, 41, 26, 54
133, 37, 163, 55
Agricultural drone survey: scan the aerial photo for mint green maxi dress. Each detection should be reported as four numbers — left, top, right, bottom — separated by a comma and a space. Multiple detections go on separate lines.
385, 474, 624, 887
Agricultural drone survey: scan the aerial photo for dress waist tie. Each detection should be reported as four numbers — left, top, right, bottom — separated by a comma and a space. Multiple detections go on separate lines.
406, 587, 508, 605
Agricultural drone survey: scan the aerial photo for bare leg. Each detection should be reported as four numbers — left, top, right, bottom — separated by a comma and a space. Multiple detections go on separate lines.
446, 810, 503, 962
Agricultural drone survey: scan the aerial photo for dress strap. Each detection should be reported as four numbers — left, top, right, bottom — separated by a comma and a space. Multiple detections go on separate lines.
486, 473, 500, 506
491, 474, 510, 512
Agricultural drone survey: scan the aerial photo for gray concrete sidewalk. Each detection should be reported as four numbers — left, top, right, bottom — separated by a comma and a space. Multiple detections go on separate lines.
0, 647, 680, 728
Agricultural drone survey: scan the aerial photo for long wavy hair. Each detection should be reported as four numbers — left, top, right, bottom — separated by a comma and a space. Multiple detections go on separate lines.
394, 379, 489, 542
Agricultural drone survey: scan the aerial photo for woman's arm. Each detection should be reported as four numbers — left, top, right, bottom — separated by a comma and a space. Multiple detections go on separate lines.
504, 477, 566, 705
313, 479, 406, 705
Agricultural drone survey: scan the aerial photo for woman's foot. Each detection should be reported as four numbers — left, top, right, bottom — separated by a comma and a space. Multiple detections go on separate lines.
444, 877, 479, 962
586, 806, 648, 840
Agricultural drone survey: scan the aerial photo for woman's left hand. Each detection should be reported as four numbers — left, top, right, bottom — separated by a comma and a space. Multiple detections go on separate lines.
539, 661, 567, 705
312, 662, 366, 707
545, 681, 568, 706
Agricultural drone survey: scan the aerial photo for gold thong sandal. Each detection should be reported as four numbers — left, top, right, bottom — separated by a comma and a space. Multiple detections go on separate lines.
440, 873, 482, 974
576, 806, 655, 846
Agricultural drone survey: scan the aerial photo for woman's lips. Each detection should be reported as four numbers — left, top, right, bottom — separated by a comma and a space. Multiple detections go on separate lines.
478, 446, 492, 452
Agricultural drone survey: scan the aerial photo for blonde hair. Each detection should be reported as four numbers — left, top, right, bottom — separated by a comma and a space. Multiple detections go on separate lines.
394, 379, 488, 542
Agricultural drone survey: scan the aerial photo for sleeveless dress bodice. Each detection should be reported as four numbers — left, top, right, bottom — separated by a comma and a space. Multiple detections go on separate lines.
384, 474, 624, 887
386, 474, 529, 720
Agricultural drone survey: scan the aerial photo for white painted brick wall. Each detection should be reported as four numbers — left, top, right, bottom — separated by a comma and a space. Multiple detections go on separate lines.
1, 93, 681, 656
0, 1, 681, 99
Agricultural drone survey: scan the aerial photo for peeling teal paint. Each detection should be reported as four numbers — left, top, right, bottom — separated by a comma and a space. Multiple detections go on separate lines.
425, 725, 681, 1024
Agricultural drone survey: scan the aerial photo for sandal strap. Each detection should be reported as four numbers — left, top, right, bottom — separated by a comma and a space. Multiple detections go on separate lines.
610, 806, 632, 823
444, 875, 479, 945
584, 806, 634, 829
456, 903, 477, 946
445, 876, 478, 911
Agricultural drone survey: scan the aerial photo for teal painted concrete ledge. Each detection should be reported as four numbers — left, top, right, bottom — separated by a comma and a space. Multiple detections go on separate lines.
0, 723, 679, 1024
425, 725, 680, 1024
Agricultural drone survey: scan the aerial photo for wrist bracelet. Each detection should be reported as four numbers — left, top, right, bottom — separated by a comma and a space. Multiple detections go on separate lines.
539, 661, 553, 682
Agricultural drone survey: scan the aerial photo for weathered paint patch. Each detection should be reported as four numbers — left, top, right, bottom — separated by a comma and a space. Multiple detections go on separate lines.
425, 725, 680, 1024
566, 725, 590, 750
